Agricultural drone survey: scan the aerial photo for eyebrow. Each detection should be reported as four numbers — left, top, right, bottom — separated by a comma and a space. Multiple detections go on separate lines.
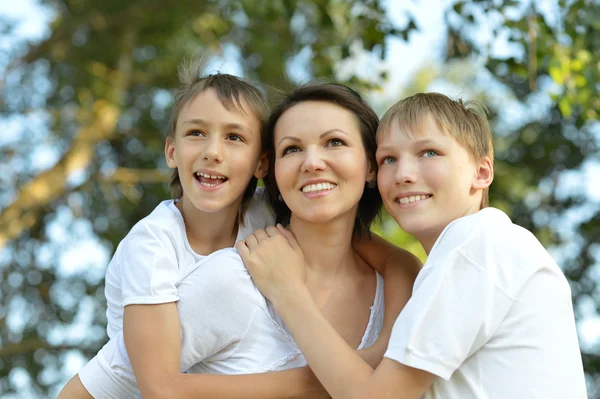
413, 138, 438, 146
181, 118, 251, 132
277, 128, 349, 148
377, 138, 439, 152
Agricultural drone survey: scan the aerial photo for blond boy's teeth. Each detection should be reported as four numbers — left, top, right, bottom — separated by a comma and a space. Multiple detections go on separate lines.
397, 194, 431, 205
301, 183, 337, 193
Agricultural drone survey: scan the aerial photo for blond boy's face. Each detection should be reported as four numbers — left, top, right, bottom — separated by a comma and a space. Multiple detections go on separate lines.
376, 114, 491, 253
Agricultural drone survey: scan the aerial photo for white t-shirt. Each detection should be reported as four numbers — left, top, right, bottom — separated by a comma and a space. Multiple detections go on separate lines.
103, 188, 274, 339
80, 249, 384, 398
384, 208, 587, 399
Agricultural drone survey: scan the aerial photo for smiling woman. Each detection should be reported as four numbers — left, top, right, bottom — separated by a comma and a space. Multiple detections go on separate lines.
264, 83, 382, 237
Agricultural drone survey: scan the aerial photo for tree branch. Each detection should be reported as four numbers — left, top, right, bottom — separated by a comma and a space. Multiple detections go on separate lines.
0, 27, 137, 249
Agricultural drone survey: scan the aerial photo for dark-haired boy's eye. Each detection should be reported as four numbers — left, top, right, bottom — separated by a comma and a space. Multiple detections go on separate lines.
228, 134, 244, 142
188, 129, 205, 137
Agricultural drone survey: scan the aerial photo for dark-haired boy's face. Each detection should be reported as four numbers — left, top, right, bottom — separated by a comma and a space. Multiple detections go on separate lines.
165, 88, 266, 216
376, 115, 487, 253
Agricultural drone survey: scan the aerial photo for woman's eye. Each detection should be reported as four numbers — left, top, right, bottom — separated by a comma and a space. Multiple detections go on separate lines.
381, 156, 396, 165
423, 150, 439, 157
327, 138, 345, 147
282, 146, 300, 156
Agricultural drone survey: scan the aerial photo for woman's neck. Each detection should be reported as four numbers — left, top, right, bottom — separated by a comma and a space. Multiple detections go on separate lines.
288, 213, 357, 280
177, 195, 240, 255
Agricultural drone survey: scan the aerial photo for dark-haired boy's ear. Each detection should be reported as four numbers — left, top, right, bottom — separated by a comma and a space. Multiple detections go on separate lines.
472, 156, 494, 190
165, 137, 177, 168
253, 153, 269, 179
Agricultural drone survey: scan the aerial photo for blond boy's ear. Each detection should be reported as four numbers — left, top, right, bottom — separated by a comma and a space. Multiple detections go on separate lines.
165, 137, 177, 168
472, 156, 494, 190
253, 153, 269, 179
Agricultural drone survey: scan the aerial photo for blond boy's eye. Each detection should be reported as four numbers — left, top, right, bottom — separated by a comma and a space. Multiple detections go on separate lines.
423, 150, 439, 157
381, 156, 396, 165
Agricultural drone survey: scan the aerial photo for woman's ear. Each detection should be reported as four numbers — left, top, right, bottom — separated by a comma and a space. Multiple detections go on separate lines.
366, 159, 377, 184
165, 137, 177, 168
254, 153, 269, 179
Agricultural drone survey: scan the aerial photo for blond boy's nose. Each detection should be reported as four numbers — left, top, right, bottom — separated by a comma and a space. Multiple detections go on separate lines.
394, 162, 417, 184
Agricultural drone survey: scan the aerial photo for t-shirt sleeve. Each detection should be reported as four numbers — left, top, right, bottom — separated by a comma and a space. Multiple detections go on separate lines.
118, 222, 180, 307
384, 248, 515, 380
176, 250, 264, 369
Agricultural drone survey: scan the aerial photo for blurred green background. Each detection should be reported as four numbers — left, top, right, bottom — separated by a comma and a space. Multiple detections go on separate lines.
0, 0, 598, 397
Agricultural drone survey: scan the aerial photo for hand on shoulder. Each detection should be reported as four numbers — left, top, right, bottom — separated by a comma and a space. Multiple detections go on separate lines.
237, 224, 308, 305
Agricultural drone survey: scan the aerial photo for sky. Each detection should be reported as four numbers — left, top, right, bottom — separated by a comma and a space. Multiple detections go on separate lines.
0, 0, 598, 395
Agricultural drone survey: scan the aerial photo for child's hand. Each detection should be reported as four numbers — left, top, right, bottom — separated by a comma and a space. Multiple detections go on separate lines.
237, 224, 307, 306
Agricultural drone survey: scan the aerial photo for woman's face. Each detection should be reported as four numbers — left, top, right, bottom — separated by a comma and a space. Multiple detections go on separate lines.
273, 100, 374, 225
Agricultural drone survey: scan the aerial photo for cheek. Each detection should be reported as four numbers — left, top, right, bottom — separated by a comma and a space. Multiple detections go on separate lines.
177, 144, 197, 161
422, 159, 448, 187
339, 150, 369, 177
376, 167, 393, 194
274, 158, 293, 189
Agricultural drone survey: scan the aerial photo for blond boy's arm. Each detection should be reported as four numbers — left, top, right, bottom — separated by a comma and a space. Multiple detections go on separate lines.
354, 233, 421, 365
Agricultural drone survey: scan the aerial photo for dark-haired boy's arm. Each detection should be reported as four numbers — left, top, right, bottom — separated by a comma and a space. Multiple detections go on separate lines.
124, 303, 328, 399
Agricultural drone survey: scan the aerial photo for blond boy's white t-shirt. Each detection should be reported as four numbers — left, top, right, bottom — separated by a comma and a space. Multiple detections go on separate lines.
384, 208, 587, 399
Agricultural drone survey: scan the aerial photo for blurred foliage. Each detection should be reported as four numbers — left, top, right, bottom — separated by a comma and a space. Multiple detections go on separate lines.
0, 0, 598, 397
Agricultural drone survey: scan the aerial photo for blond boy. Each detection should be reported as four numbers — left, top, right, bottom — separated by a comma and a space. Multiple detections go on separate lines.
240, 93, 588, 398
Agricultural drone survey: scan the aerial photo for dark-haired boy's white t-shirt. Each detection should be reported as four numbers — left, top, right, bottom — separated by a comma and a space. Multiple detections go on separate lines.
101, 187, 275, 339
384, 208, 587, 399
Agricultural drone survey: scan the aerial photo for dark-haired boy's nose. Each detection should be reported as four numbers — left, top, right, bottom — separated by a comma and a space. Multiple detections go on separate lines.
203, 137, 224, 163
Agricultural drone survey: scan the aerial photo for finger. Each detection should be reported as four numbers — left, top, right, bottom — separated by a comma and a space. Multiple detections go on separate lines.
265, 225, 280, 237
276, 224, 301, 252
244, 234, 258, 250
235, 240, 251, 261
253, 229, 269, 242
